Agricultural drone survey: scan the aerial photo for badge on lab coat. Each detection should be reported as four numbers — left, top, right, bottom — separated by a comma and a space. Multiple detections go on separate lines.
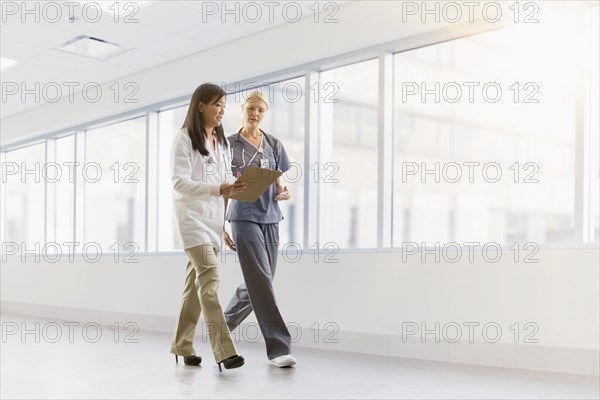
260, 158, 270, 169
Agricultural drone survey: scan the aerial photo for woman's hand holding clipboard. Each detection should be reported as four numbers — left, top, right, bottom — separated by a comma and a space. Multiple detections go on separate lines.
229, 166, 282, 202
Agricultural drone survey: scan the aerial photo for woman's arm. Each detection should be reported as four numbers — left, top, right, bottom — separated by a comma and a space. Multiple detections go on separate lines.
222, 197, 236, 251
274, 177, 291, 201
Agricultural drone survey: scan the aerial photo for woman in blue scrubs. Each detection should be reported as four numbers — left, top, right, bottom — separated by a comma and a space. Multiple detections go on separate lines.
223, 90, 296, 367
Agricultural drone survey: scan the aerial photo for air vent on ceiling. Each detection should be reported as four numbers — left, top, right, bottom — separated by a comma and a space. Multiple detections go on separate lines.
55, 35, 127, 60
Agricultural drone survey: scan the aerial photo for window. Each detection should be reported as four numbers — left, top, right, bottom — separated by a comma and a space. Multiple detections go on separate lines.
2, 143, 46, 250
157, 105, 187, 251
393, 17, 583, 246
83, 117, 146, 252
52, 135, 75, 246
2, 2, 597, 255
319, 60, 378, 249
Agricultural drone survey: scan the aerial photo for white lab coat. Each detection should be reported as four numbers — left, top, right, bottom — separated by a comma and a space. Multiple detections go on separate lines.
171, 128, 234, 249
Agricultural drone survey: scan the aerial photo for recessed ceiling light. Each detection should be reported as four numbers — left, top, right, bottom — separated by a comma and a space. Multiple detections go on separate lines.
0, 57, 19, 71
55, 35, 127, 60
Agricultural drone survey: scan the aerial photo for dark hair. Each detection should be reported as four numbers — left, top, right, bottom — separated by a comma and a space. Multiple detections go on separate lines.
182, 83, 228, 156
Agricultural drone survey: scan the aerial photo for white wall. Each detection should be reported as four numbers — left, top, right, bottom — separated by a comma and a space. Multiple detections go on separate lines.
1, 248, 599, 348
2, 248, 599, 375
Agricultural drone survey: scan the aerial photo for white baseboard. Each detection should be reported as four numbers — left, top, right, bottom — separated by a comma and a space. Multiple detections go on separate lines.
2, 301, 598, 377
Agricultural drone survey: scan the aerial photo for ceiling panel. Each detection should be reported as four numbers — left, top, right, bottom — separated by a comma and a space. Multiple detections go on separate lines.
86, 21, 172, 49
107, 48, 171, 71
133, 1, 205, 33
176, 19, 253, 47
34, 49, 99, 73
0, 22, 79, 60
2, 53, 70, 84
1, 1, 354, 119
50, 60, 137, 91
137, 33, 210, 60
171, 1, 223, 16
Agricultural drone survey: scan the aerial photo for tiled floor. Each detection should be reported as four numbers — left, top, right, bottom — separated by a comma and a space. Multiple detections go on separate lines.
1, 314, 598, 399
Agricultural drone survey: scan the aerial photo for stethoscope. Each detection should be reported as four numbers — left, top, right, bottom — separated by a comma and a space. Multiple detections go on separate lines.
231, 128, 268, 169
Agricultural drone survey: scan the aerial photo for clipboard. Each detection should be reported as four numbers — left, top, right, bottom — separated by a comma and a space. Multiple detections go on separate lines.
229, 166, 282, 202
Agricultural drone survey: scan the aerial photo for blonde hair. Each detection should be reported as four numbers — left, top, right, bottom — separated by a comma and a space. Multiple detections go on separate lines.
243, 90, 269, 110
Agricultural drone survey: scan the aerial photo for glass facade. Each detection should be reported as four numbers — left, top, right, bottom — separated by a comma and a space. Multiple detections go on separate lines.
1, 8, 598, 256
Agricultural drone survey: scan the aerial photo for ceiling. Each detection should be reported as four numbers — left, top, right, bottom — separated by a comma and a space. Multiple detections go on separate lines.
0, 0, 341, 118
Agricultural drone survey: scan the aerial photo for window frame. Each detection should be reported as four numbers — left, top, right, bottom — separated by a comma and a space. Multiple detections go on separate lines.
1, 16, 598, 255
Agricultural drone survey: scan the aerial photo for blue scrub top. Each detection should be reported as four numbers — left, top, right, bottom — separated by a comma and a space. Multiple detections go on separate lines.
226, 130, 291, 224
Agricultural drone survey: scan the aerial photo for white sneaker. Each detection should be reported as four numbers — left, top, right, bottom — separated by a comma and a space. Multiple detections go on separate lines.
269, 354, 297, 367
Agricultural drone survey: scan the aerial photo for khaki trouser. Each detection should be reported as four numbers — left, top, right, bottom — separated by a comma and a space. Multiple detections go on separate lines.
171, 244, 237, 363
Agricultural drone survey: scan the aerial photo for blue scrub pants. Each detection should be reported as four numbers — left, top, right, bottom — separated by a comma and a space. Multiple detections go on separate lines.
224, 220, 292, 359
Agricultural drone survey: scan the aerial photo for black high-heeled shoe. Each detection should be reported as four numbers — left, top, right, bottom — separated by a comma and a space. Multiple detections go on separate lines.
217, 355, 244, 372
175, 354, 202, 366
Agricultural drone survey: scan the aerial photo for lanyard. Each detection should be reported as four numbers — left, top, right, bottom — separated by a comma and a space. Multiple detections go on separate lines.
210, 136, 221, 164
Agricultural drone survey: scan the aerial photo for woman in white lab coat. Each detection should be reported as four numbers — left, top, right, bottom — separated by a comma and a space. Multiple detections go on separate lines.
170, 83, 246, 372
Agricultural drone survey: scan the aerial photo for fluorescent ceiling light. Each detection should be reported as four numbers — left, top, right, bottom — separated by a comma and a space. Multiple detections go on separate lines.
0, 57, 19, 71
76, 1, 154, 15
55, 35, 127, 60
